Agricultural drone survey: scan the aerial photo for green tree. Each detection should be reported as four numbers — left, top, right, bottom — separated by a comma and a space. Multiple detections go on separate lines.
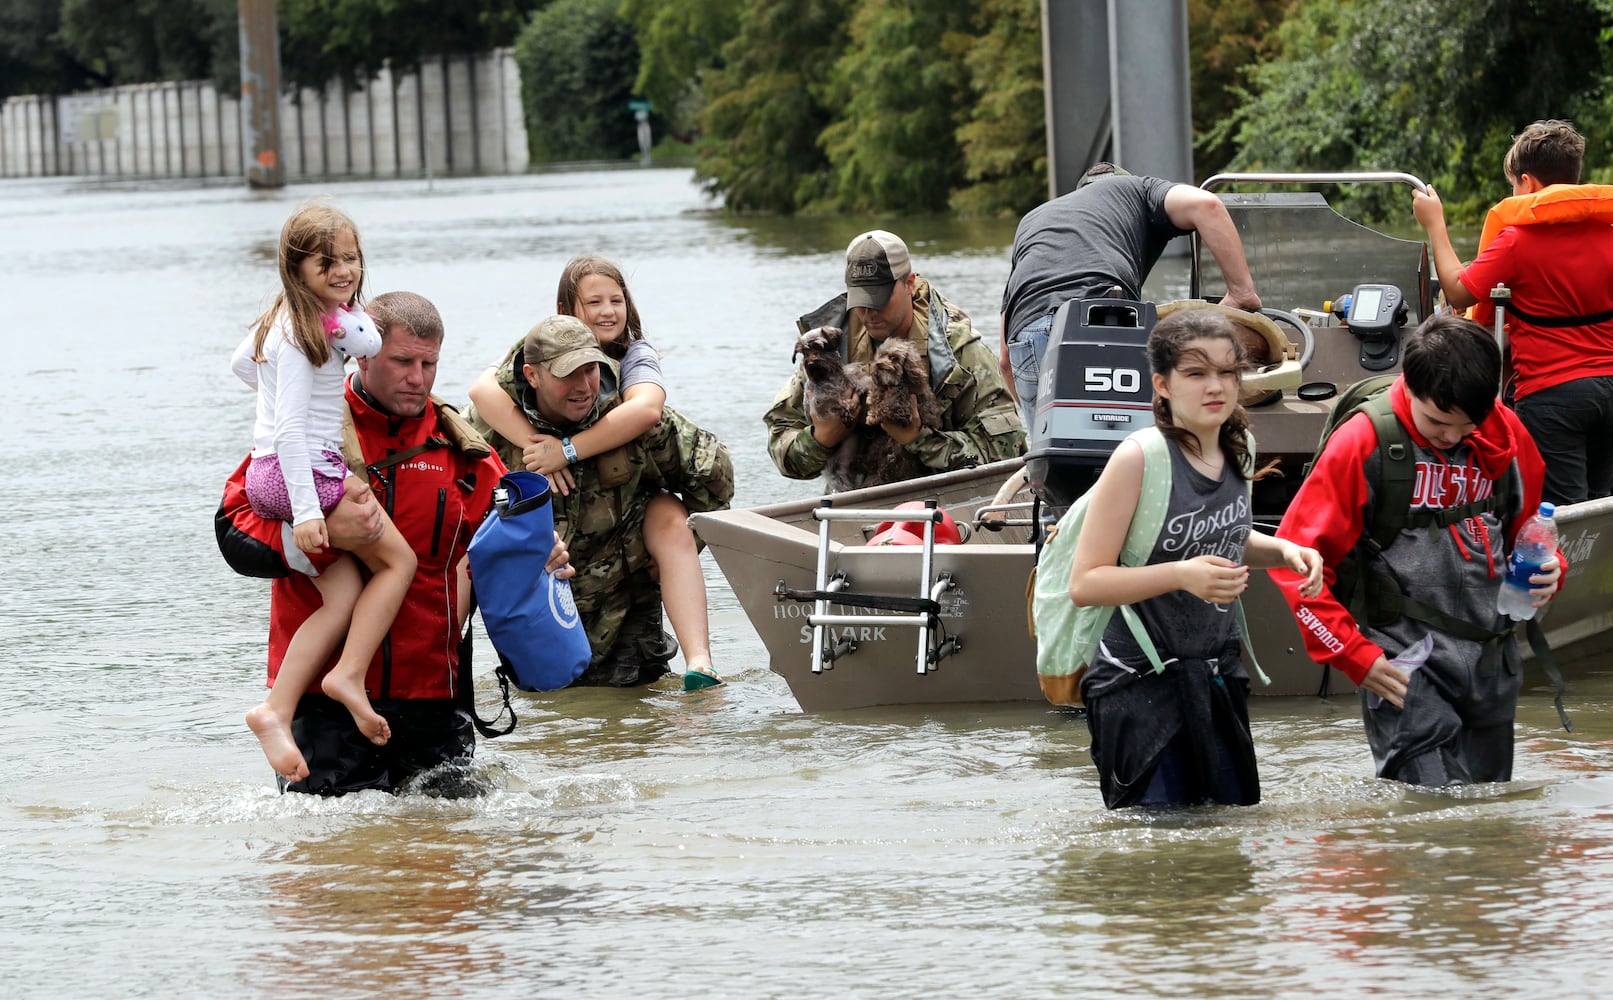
696, 0, 849, 212
1220, 0, 1613, 222
814, 0, 973, 214
950, 0, 1044, 216
278, 0, 544, 90
619, 0, 740, 141
0, 0, 93, 97
54, 0, 237, 90
11, 1, 548, 98
1576, 0, 1613, 182
514, 0, 641, 163
1188, 0, 1293, 181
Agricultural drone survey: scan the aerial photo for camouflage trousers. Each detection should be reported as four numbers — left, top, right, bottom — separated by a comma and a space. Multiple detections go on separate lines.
575, 571, 678, 687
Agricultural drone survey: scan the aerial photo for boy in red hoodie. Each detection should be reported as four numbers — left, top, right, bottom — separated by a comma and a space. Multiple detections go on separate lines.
1272, 315, 1564, 786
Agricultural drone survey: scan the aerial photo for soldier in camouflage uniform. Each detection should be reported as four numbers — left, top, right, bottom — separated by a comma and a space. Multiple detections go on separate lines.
764, 230, 1026, 490
470, 316, 735, 686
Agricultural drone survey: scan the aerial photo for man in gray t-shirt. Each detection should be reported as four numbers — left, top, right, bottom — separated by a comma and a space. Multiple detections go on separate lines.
998, 163, 1263, 427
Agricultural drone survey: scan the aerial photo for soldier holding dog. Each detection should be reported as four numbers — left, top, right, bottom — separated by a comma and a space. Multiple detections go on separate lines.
765, 229, 1026, 492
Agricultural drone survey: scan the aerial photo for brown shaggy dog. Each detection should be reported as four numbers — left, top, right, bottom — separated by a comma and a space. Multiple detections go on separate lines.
793, 326, 868, 428
793, 326, 870, 491
865, 337, 941, 431
847, 337, 939, 487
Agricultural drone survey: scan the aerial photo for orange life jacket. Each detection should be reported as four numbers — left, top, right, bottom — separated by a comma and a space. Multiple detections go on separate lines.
1467, 183, 1613, 327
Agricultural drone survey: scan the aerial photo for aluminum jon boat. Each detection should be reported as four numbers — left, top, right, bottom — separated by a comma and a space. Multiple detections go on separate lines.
691, 173, 1613, 712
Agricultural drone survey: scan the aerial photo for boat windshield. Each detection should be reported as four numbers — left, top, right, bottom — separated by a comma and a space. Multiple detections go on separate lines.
1193, 191, 1431, 322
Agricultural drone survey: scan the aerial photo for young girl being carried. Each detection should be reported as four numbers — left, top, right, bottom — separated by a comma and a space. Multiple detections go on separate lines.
467, 254, 721, 690
1066, 310, 1323, 809
230, 204, 418, 781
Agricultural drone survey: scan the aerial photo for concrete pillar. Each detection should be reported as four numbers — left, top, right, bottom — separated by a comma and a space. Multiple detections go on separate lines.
395, 64, 423, 175
175, 82, 191, 176
0, 101, 14, 177
113, 88, 131, 175
198, 83, 219, 176
442, 54, 467, 173
141, 86, 157, 176
465, 52, 485, 174
498, 49, 529, 174
11, 100, 23, 176
420, 57, 448, 176
1108, 0, 1193, 185
238, 0, 285, 188
1040, 0, 1193, 197
1041, 0, 1113, 199
317, 81, 337, 177
46, 95, 61, 175
222, 91, 242, 176
374, 63, 400, 176
26, 98, 42, 176
183, 81, 202, 176
346, 77, 373, 176
418, 59, 446, 176
160, 83, 178, 176
280, 88, 307, 178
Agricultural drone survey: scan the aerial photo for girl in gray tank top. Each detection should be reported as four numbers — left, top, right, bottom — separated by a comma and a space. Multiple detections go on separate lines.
1065, 310, 1325, 809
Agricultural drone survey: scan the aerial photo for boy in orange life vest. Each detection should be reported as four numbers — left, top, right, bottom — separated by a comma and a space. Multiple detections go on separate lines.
1412, 119, 1613, 505
1271, 316, 1563, 787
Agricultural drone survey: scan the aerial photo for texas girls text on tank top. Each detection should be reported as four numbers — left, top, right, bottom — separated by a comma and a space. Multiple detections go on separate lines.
1087, 436, 1253, 693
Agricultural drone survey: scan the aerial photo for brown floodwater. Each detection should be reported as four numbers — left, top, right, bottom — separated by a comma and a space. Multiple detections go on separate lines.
2, 169, 1607, 998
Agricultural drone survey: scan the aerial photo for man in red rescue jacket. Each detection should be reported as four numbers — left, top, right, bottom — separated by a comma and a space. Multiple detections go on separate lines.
217, 291, 571, 795
1272, 317, 1563, 787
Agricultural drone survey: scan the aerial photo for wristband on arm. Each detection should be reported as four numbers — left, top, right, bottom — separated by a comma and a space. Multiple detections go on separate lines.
560, 437, 579, 465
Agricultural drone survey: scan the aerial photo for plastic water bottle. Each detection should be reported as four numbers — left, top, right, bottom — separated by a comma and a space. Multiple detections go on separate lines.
1496, 502, 1558, 621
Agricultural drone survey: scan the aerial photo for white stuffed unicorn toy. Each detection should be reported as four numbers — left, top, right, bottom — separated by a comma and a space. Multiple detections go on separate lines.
325, 303, 382, 360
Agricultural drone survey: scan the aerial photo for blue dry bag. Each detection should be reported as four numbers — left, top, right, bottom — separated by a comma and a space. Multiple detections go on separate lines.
467, 470, 591, 691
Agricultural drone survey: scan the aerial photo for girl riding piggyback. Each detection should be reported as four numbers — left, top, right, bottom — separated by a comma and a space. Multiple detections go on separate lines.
467, 254, 724, 690
229, 204, 417, 783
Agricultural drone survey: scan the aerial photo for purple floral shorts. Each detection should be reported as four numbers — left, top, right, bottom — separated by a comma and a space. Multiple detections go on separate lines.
245, 451, 349, 521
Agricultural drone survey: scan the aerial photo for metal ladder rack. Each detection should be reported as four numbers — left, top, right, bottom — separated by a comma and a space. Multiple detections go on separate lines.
773, 498, 960, 676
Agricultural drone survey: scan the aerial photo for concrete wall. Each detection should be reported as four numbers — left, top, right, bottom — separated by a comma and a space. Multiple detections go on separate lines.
0, 49, 528, 181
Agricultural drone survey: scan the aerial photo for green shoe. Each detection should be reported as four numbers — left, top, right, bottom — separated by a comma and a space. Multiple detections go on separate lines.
682, 666, 723, 691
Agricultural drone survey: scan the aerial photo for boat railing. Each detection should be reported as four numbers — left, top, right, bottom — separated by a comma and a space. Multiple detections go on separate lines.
968, 466, 1042, 540
1200, 171, 1428, 193
973, 500, 1041, 531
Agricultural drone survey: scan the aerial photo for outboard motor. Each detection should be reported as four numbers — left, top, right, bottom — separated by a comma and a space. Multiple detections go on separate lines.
1023, 297, 1157, 509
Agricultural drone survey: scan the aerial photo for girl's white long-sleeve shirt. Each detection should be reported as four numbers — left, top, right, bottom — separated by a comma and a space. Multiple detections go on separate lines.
231, 312, 351, 526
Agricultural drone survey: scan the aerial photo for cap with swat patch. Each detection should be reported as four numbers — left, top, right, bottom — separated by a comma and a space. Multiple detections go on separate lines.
844, 230, 911, 310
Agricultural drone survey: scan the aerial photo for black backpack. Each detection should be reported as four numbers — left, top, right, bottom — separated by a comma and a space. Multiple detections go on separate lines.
1304, 376, 1570, 728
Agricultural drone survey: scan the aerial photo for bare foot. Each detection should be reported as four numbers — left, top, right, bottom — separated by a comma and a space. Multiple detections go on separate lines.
320, 671, 391, 745
246, 703, 310, 782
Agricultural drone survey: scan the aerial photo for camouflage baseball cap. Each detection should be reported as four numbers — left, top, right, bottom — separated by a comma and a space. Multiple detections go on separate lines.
844, 230, 911, 310
1076, 162, 1133, 190
523, 315, 610, 377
